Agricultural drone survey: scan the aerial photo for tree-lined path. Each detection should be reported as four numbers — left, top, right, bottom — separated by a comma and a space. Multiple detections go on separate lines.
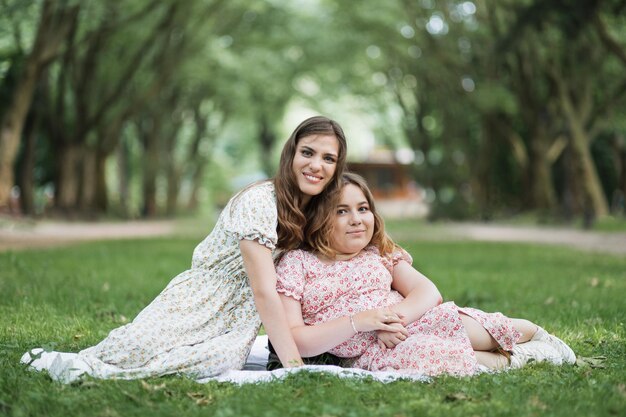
1, 0, 625, 225
2, 219, 625, 255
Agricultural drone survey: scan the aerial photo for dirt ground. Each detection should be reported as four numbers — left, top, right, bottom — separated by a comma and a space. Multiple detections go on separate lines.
1, 217, 625, 255
423, 222, 626, 255
0, 219, 179, 252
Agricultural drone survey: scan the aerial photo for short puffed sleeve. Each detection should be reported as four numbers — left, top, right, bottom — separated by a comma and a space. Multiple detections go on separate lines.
275, 250, 306, 301
380, 246, 413, 274
222, 183, 278, 249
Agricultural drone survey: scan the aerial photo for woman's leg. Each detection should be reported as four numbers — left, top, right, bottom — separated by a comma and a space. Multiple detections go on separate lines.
461, 313, 539, 349
510, 318, 538, 343
474, 351, 509, 370
462, 313, 568, 369
460, 313, 499, 351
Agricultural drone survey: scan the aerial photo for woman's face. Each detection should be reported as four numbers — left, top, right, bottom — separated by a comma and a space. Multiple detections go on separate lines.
291, 134, 339, 204
330, 183, 375, 259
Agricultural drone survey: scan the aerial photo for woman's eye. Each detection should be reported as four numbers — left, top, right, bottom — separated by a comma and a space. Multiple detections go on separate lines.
358, 206, 370, 212
337, 209, 347, 215
301, 150, 312, 157
324, 156, 336, 163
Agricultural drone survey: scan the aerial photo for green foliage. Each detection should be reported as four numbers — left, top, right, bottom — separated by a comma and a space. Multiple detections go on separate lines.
1, 0, 625, 221
1, 232, 625, 416
470, 82, 518, 116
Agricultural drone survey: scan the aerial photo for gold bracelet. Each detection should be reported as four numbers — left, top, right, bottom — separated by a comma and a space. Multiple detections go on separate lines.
349, 315, 359, 333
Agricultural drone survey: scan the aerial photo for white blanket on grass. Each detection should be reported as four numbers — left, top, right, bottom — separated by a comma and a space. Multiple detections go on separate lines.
21, 335, 430, 384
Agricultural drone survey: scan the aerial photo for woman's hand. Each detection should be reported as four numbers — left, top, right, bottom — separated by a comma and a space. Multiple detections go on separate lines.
377, 323, 409, 350
352, 309, 407, 333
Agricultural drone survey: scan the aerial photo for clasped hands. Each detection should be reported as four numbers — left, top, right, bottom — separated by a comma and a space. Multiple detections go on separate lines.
351, 308, 409, 350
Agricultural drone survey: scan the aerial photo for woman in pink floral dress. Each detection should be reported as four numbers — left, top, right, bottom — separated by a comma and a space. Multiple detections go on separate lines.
276, 173, 576, 376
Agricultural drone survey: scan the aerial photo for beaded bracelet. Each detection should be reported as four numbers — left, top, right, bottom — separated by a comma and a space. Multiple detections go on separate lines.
349, 315, 359, 333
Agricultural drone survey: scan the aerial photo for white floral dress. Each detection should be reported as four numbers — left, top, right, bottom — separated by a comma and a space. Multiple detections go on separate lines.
276, 246, 521, 377
78, 182, 278, 379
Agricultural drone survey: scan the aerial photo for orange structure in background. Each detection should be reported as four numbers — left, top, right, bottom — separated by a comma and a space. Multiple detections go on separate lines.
347, 160, 427, 219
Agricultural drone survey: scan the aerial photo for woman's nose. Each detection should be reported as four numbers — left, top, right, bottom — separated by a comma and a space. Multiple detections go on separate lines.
308, 157, 321, 171
349, 212, 362, 224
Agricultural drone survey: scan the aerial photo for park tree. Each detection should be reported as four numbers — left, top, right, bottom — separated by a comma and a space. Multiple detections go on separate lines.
44, 1, 198, 215
220, 2, 320, 176
490, 0, 626, 221
327, 1, 488, 217
323, 0, 625, 222
1, 0, 624, 223
0, 0, 79, 212
2, 0, 260, 217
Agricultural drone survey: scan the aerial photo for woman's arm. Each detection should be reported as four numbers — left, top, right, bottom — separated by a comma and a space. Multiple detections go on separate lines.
239, 239, 303, 367
390, 260, 443, 325
280, 293, 405, 357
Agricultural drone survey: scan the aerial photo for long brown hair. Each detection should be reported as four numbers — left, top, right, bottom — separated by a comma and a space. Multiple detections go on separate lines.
304, 172, 397, 258
274, 116, 347, 250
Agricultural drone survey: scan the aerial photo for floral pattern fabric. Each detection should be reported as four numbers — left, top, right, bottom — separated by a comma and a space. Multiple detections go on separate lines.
276, 246, 521, 376
78, 182, 278, 379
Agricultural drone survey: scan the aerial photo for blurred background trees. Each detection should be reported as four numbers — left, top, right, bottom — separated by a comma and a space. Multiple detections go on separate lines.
1, 0, 624, 225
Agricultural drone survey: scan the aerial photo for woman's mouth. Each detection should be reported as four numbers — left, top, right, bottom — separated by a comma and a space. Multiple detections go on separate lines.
303, 173, 322, 183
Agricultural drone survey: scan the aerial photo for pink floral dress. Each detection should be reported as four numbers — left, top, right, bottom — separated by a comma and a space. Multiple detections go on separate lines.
276, 246, 521, 376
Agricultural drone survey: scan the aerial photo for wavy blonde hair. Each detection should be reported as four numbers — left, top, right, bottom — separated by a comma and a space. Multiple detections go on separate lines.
273, 116, 347, 250
304, 172, 397, 258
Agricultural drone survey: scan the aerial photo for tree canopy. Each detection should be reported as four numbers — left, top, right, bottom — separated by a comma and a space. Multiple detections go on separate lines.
1, 0, 624, 223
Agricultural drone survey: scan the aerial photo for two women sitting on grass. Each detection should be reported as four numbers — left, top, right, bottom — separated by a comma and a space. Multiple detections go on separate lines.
273, 173, 576, 375
22, 116, 348, 381
23, 143, 576, 381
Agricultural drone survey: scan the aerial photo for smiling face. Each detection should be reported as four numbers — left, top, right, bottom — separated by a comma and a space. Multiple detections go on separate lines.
329, 183, 375, 259
291, 134, 340, 205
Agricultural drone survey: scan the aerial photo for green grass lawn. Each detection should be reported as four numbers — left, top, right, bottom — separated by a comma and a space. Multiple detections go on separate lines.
1, 234, 625, 417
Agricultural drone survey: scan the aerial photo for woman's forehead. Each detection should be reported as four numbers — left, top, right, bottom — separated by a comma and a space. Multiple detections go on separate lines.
339, 184, 367, 202
297, 134, 338, 152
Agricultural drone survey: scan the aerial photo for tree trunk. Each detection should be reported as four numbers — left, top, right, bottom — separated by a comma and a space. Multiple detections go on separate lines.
140, 119, 161, 218
258, 116, 276, 177
55, 143, 82, 212
187, 164, 206, 212
17, 108, 39, 215
187, 150, 213, 212
79, 147, 96, 213
165, 169, 179, 216
617, 137, 626, 215
570, 134, 609, 220
117, 137, 131, 217
185, 106, 223, 212
164, 134, 179, 217
0, 0, 79, 210
0, 59, 39, 211
528, 135, 557, 215
473, 116, 501, 220
552, 69, 610, 220
608, 135, 626, 215
559, 146, 581, 222
77, 145, 110, 215
566, 116, 609, 219
94, 148, 108, 213
142, 153, 158, 218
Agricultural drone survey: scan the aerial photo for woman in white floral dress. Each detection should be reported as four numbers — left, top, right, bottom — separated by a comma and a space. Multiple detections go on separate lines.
23, 116, 348, 381
276, 173, 576, 376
